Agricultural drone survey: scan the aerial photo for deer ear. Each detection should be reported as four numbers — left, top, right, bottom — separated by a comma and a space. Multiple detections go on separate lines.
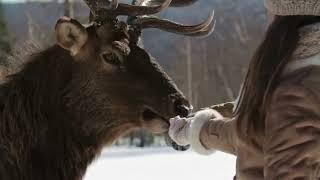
55, 17, 88, 56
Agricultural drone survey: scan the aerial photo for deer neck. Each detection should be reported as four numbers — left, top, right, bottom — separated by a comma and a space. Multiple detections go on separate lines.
0, 45, 100, 180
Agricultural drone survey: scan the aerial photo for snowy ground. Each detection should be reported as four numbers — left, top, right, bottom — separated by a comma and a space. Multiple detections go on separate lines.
84, 147, 236, 180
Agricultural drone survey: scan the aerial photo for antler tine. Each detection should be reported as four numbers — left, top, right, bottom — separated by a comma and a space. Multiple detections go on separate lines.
184, 19, 216, 37
83, 0, 99, 16
142, 0, 198, 7
115, 0, 172, 16
84, 0, 119, 18
110, 0, 119, 9
168, 0, 198, 7
131, 10, 214, 35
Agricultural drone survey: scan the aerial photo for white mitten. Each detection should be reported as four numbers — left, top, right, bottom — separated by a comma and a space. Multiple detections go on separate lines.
169, 108, 223, 155
168, 116, 191, 146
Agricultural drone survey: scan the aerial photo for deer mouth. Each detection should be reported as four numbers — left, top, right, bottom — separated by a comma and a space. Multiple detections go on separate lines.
141, 107, 170, 133
142, 108, 168, 123
141, 106, 191, 151
143, 109, 164, 120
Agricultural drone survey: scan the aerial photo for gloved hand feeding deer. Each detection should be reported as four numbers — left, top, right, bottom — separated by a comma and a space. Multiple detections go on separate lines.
168, 102, 236, 154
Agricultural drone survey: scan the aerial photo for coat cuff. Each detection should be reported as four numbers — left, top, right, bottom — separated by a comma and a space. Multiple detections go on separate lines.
188, 109, 223, 155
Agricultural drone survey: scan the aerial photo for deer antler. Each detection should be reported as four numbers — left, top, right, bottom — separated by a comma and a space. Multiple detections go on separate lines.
84, 0, 172, 19
130, 10, 215, 36
127, 0, 215, 37
115, 0, 172, 16
83, 0, 116, 17
84, 0, 215, 37
140, 0, 198, 7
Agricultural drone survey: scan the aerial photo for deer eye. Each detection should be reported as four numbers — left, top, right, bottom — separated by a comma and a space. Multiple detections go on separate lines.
101, 52, 121, 66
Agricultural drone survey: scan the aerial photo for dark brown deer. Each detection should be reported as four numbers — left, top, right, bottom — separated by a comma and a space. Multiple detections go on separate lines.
0, 0, 214, 179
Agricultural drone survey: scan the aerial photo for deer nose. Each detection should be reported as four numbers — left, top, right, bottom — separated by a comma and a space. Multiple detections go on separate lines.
175, 103, 192, 117
171, 97, 192, 117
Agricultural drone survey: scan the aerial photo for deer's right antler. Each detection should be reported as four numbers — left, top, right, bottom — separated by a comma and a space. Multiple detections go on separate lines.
84, 0, 215, 37
140, 0, 198, 7
130, 10, 215, 36
84, 0, 172, 20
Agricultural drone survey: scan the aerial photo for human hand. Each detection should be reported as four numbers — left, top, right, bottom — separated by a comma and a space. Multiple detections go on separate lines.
168, 116, 191, 146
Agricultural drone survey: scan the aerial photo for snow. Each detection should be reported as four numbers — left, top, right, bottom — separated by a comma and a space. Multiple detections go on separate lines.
84, 147, 236, 180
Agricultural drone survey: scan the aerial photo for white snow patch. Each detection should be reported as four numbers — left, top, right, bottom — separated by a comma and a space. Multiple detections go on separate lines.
84, 147, 236, 180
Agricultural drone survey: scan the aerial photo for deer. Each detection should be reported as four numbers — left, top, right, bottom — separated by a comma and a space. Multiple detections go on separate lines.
0, 0, 214, 179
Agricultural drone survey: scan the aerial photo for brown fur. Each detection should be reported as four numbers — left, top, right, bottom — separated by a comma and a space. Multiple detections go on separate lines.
0, 20, 189, 179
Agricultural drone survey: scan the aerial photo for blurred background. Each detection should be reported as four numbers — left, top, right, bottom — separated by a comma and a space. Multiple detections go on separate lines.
0, 0, 266, 179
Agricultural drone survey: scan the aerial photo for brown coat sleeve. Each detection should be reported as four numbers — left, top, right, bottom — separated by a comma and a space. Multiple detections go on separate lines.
196, 102, 236, 155
264, 70, 320, 179
199, 117, 237, 155
210, 102, 235, 118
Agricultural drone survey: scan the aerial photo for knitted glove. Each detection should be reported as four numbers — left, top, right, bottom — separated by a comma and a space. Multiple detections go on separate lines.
168, 116, 191, 146
169, 108, 223, 154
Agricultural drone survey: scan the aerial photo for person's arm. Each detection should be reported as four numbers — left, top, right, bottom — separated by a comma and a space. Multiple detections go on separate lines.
169, 108, 237, 155
210, 102, 235, 118
264, 83, 320, 179
196, 102, 237, 154
199, 116, 236, 155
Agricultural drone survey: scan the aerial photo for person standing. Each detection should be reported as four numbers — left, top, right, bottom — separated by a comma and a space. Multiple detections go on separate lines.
169, 0, 320, 179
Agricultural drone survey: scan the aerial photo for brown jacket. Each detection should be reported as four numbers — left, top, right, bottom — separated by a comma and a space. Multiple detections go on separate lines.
199, 66, 320, 180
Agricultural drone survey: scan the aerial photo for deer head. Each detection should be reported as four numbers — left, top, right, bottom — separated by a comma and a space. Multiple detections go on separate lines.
54, 0, 215, 148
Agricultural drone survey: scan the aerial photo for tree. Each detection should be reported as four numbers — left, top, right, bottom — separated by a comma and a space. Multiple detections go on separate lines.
64, 0, 74, 18
0, 1, 11, 64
